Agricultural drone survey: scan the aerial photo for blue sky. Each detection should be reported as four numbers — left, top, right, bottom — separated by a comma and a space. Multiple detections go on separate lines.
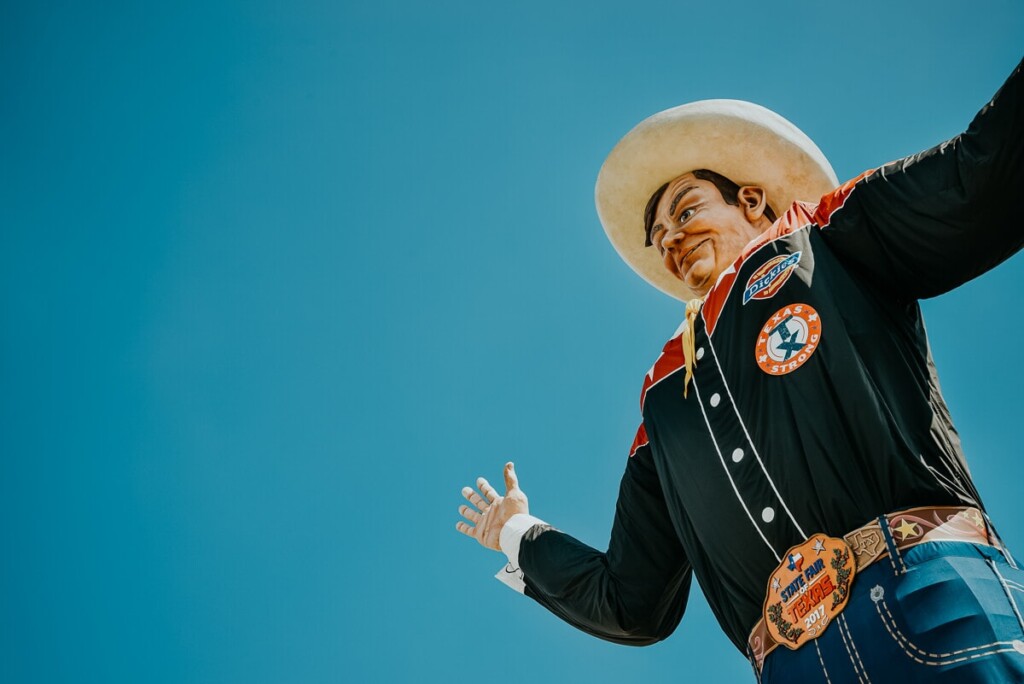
2, 2, 1023, 682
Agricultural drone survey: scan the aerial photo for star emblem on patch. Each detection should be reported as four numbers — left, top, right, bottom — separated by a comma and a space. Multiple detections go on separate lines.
812, 538, 826, 555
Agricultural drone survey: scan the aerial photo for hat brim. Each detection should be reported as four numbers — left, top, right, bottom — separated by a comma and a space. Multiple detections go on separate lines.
595, 100, 839, 301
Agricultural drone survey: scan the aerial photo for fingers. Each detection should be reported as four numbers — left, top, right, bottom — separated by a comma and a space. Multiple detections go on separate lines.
503, 462, 519, 491
457, 466, 520, 549
456, 485, 486, 543
462, 486, 489, 512
477, 477, 499, 504
459, 504, 481, 523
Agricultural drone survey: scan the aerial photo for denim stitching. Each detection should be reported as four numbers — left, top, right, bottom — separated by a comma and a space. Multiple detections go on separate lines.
878, 514, 907, 575
984, 512, 1019, 569
989, 559, 1024, 634
873, 591, 1017, 663
885, 549, 900, 576
840, 614, 872, 683
837, 614, 867, 683
813, 639, 833, 684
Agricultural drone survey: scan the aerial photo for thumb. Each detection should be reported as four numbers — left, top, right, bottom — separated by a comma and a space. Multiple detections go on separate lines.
504, 461, 519, 492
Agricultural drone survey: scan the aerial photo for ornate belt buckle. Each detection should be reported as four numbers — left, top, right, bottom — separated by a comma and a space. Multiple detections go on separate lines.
762, 535, 856, 649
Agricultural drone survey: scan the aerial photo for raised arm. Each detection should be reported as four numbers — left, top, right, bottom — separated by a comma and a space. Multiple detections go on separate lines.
457, 446, 692, 646
816, 57, 1024, 300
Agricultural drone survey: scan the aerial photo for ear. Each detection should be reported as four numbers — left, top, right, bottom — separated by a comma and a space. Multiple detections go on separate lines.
738, 185, 769, 222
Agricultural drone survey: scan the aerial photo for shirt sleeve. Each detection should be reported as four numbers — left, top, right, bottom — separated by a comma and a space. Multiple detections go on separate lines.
499, 439, 693, 647
493, 513, 548, 595
815, 56, 1024, 301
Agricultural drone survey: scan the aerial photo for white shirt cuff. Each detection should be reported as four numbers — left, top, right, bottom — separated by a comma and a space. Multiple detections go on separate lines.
493, 513, 548, 594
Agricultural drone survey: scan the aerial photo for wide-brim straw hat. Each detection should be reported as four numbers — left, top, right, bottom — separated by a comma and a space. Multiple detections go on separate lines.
595, 100, 839, 301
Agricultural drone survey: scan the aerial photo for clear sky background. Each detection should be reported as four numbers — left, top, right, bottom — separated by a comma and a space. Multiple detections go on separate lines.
2, 2, 1023, 683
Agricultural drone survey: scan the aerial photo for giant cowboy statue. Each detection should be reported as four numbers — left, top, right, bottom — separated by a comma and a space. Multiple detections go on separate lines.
456, 57, 1024, 682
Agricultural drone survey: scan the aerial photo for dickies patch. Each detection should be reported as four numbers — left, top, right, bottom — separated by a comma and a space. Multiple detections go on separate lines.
755, 303, 822, 376
743, 252, 801, 304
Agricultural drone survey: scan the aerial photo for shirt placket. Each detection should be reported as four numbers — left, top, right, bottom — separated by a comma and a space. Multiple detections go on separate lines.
690, 319, 808, 561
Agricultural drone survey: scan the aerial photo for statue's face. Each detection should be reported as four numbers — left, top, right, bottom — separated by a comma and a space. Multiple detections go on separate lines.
648, 172, 768, 297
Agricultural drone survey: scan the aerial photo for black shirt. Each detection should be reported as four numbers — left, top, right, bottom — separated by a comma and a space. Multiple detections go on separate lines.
515, 57, 1024, 653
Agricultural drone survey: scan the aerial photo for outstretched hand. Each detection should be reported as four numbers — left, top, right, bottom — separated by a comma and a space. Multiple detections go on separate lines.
456, 462, 529, 552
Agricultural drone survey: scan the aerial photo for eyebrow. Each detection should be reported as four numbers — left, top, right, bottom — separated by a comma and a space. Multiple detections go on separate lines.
668, 185, 697, 216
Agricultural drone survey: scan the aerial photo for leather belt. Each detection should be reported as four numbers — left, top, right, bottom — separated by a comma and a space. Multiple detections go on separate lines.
747, 505, 993, 673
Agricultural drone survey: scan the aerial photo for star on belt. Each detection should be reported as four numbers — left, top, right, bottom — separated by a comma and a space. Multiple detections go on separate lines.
894, 519, 921, 541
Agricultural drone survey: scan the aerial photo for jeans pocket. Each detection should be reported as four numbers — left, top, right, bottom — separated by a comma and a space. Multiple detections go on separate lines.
863, 546, 1024, 669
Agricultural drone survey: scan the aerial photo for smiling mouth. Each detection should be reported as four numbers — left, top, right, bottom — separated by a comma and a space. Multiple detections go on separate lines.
678, 238, 711, 271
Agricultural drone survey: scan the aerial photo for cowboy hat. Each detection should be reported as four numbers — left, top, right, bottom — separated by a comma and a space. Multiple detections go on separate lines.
595, 100, 839, 301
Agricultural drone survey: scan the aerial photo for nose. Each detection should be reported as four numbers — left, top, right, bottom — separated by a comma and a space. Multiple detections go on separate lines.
660, 224, 686, 253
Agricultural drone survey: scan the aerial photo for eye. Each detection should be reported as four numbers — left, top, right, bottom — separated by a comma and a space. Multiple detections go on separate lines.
678, 207, 695, 223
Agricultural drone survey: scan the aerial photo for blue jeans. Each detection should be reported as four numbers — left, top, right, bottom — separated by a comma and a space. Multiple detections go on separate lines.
760, 541, 1024, 683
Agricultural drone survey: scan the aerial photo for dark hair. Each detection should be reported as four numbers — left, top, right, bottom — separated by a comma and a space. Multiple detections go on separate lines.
643, 169, 777, 246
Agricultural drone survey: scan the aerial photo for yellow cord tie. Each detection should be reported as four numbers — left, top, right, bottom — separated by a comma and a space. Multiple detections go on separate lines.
681, 297, 705, 398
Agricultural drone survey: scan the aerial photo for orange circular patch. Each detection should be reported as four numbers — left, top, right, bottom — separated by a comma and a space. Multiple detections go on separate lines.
755, 303, 822, 376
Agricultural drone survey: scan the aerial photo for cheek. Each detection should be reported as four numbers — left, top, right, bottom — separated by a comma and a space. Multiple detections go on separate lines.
717, 230, 750, 266
688, 239, 716, 270
662, 251, 680, 276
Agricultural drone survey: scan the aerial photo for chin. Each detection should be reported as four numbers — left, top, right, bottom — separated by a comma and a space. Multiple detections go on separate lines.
684, 270, 712, 295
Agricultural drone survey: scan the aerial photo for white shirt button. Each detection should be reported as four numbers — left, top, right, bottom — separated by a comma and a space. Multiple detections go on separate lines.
709, 393, 721, 407
696, 347, 705, 360
762, 507, 775, 523
732, 448, 744, 463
